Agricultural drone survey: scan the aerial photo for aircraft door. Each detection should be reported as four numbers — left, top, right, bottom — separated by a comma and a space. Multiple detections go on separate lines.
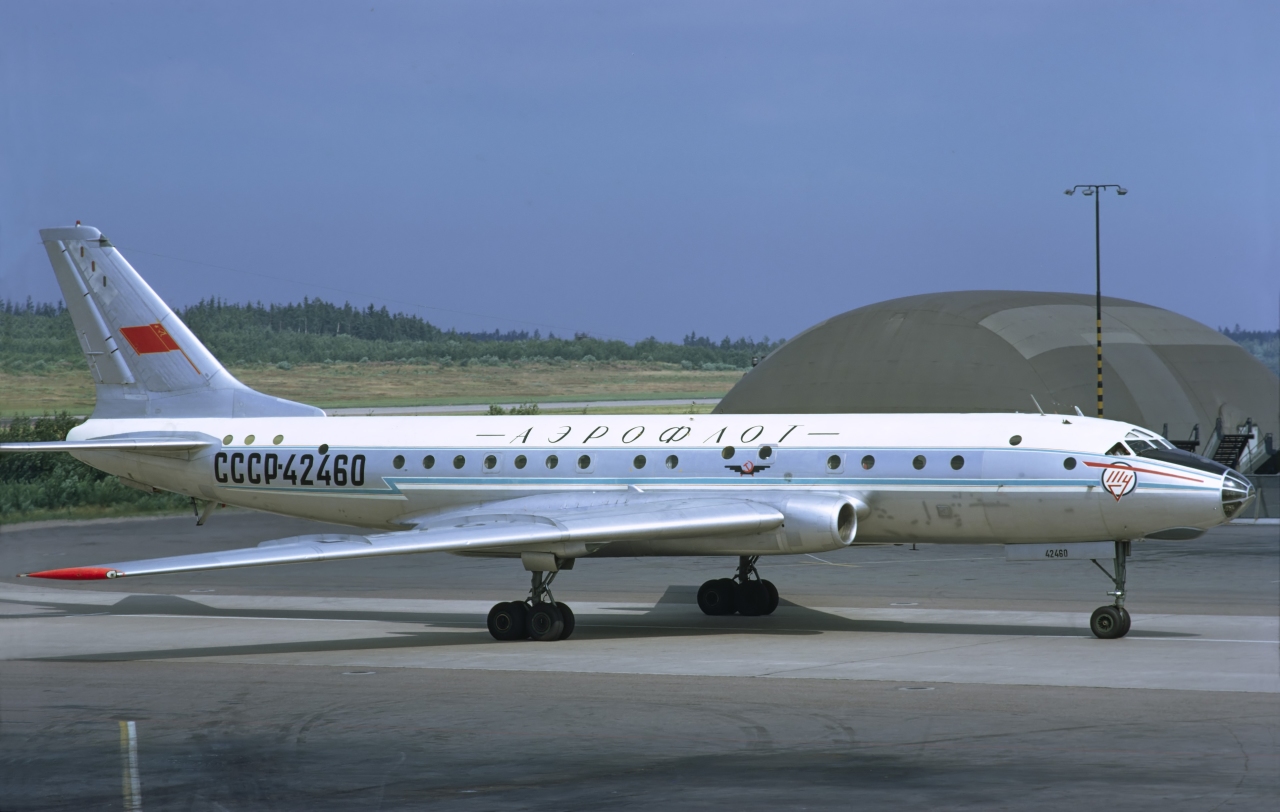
982, 449, 1108, 542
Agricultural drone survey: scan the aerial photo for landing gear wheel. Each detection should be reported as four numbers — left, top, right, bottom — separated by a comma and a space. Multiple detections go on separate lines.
510, 600, 529, 634
762, 580, 779, 615
736, 581, 769, 616
697, 578, 737, 616
487, 601, 527, 641
528, 601, 565, 641
556, 602, 576, 640
1118, 607, 1131, 637
1090, 605, 1127, 639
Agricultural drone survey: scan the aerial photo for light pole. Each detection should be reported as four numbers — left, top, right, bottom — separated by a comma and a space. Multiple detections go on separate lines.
1064, 184, 1127, 417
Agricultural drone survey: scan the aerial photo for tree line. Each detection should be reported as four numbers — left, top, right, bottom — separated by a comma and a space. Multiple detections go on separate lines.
4, 297, 1276, 375
1, 297, 784, 370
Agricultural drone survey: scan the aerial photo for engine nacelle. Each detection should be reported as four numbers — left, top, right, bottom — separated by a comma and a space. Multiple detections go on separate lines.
776, 493, 860, 553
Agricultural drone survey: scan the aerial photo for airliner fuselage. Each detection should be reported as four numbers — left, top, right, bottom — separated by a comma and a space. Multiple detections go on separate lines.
68, 411, 1231, 556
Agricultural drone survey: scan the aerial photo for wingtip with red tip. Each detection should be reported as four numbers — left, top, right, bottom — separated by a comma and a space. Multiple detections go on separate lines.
19, 567, 121, 580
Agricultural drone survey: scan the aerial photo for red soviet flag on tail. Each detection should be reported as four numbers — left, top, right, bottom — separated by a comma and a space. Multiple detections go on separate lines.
118, 323, 202, 373
119, 323, 182, 354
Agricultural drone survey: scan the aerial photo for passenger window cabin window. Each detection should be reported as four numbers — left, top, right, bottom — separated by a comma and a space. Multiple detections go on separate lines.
1106, 443, 1130, 456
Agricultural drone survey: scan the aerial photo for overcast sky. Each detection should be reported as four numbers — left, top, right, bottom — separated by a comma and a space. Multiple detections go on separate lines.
2, 1, 1275, 342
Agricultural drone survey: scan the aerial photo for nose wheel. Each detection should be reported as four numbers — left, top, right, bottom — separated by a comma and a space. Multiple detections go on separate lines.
1089, 541, 1132, 639
486, 569, 576, 642
698, 556, 780, 617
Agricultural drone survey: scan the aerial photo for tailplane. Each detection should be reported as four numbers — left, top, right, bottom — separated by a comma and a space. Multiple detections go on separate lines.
40, 225, 322, 419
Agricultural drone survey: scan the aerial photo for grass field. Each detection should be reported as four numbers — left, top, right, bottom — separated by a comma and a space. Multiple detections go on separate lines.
0, 361, 743, 417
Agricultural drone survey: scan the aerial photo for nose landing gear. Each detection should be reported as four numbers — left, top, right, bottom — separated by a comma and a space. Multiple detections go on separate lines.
486, 569, 576, 642
697, 556, 780, 617
1089, 541, 1132, 639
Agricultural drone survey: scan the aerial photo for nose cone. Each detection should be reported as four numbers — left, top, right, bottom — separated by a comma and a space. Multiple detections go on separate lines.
1221, 471, 1255, 519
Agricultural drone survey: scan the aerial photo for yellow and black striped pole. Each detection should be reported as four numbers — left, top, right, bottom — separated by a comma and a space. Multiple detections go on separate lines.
1065, 184, 1127, 418
1094, 187, 1103, 417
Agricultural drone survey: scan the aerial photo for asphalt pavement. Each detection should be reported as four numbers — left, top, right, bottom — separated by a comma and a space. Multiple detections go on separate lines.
1, 514, 1276, 810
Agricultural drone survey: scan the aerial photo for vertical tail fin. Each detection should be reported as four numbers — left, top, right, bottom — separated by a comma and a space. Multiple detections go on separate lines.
40, 225, 323, 419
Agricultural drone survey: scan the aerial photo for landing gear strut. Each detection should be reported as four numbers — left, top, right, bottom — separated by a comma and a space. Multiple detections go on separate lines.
487, 568, 576, 642
697, 556, 780, 617
1089, 541, 1132, 639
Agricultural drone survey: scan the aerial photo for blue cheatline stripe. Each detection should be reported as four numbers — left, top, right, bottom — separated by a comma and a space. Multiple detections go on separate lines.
223, 478, 1215, 496
214, 445, 1216, 495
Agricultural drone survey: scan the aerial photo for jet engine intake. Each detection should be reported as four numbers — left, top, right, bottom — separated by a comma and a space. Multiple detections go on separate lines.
777, 493, 859, 553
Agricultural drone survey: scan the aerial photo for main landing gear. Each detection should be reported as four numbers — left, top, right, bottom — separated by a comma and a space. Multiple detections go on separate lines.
1089, 541, 1132, 640
697, 556, 780, 617
486, 569, 577, 642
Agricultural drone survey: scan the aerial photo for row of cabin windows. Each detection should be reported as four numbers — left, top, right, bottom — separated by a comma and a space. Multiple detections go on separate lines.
220, 436, 1032, 457
219, 435, 1081, 474
384, 449, 1075, 473
392, 453, 682, 471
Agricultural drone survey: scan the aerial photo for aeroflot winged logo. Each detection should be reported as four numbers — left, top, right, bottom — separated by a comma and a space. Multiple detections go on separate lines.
1101, 464, 1137, 501
119, 323, 202, 374
726, 460, 770, 476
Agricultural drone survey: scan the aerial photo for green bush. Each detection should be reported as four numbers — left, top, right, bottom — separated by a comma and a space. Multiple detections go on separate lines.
0, 414, 188, 522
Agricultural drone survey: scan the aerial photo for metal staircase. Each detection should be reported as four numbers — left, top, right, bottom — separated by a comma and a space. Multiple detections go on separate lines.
1212, 434, 1253, 469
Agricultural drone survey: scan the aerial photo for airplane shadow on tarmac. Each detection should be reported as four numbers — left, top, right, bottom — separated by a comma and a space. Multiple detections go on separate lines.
3, 584, 1192, 663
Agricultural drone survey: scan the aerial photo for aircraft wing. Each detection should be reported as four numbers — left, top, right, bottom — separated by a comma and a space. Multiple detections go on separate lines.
18, 496, 785, 580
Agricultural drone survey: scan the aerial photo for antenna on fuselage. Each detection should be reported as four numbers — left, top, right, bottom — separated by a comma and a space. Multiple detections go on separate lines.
1074, 405, 1085, 417
1030, 394, 1045, 415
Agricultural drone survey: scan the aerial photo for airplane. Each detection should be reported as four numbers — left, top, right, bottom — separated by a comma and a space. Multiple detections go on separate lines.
2, 225, 1256, 642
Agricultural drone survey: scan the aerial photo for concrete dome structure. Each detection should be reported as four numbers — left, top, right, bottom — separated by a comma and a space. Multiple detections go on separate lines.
717, 291, 1278, 471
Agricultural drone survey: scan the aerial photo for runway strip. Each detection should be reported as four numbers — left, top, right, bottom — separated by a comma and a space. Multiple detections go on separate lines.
5, 583, 1275, 694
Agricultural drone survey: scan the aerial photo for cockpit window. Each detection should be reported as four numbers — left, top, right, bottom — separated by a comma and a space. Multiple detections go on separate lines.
1127, 439, 1155, 454
1106, 442, 1130, 456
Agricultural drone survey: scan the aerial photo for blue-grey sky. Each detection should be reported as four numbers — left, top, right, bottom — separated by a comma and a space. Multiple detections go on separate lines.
2, 1, 1276, 342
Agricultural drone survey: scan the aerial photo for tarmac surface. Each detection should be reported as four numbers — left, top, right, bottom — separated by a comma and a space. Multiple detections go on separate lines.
1, 513, 1277, 810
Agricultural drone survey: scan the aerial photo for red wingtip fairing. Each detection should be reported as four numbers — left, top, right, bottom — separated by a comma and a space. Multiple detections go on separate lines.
21, 567, 120, 580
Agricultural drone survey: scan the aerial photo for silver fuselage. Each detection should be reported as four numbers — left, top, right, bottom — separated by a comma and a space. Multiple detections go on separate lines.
68, 411, 1234, 557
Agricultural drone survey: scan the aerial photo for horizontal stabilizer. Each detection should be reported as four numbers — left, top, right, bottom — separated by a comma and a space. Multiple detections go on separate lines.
1, 437, 213, 454
19, 497, 784, 580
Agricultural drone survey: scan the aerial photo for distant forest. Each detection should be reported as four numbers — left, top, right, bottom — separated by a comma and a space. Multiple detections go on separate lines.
1220, 327, 1280, 376
0, 297, 785, 371
2, 298, 1277, 376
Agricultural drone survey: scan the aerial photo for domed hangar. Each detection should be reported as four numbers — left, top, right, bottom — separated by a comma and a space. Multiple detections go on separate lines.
716, 291, 1278, 473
